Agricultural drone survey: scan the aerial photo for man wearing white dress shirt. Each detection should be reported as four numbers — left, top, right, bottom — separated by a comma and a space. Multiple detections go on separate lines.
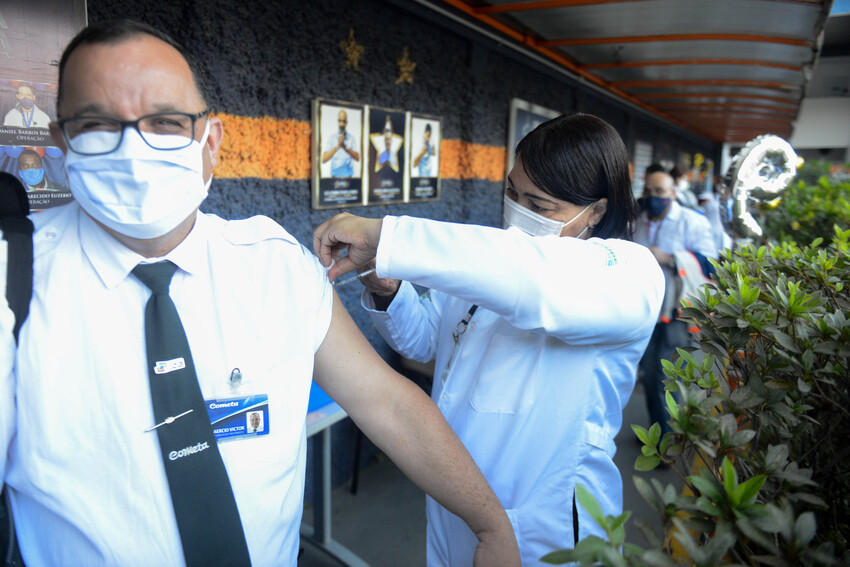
0, 19, 519, 567
633, 166, 717, 436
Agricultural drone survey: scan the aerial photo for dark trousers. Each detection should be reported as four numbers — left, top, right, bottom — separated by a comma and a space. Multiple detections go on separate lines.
638, 319, 690, 436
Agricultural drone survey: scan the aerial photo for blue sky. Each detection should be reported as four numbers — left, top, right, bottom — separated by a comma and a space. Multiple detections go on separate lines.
832, 0, 850, 15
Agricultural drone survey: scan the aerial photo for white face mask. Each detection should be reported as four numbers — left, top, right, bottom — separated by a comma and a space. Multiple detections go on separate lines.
503, 194, 592, 237
64, 120, 211, 240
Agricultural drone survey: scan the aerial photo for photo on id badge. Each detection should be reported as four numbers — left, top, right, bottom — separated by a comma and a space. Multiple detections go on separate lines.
207, 394, 269, 441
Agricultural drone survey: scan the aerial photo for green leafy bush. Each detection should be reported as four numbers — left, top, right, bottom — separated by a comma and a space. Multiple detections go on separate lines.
543, 228, 850, 566
763, 166, 850, 246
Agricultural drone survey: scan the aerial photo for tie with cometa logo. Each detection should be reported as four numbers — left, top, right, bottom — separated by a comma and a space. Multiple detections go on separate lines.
133, 261, 252, 566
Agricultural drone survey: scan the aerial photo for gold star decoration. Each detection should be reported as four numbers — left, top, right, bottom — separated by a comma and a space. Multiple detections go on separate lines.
396, 47, 416, 85
340, 29, 365, 72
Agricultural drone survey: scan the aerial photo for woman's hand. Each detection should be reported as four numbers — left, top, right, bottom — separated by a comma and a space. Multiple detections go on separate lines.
357, 260, 400, 297
313, 213, 383, 280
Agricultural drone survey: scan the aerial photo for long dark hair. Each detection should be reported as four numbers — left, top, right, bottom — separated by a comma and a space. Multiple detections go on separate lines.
515, 113, 639, 239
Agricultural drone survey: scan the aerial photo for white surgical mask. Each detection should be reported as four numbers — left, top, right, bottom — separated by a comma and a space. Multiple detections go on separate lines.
503, 194, 592, 237
64, 120, 211, 240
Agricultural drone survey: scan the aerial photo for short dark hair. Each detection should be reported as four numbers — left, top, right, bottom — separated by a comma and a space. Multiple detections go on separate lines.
669, 165, 686, 182
644, 163, 668, 177
17, 149, 41, 164
57, 19, 206, 116
514, 113, 638, 239
425, 124, 432, 133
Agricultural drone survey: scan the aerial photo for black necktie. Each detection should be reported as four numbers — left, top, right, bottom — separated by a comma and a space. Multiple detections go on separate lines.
133, 261, 252, 566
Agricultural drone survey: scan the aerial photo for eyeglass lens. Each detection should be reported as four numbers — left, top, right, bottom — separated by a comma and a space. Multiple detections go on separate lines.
63, 113, 198, 154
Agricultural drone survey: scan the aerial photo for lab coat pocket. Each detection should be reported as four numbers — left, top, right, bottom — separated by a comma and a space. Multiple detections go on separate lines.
469, 328, 543, 414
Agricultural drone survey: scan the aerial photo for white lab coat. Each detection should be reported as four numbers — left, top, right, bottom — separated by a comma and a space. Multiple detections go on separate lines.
364, 216, 664, 566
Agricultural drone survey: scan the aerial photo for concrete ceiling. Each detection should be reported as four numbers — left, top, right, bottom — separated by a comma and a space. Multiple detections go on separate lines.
436, 0, 835, 144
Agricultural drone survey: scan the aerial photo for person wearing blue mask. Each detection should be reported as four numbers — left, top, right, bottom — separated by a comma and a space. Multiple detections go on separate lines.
0, 19, 521, 567
314, 114, 665, 567
632, 165, 717, 437
3, 84, 52, 129
16, 150, 65, 191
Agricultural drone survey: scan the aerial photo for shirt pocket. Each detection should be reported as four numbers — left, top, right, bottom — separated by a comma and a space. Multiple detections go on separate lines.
216, 360, 308, 473
469, 326, 543, 414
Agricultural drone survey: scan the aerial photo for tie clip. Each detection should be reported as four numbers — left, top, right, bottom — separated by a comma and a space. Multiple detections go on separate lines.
145, 409, 193, 432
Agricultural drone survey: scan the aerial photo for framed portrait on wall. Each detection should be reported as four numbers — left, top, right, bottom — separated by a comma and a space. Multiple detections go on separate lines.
406, 113, 441, 202
365, 105, 406, 206
506, 98, 560, 179
312, 98, 365, 209
0, 0, 85, 212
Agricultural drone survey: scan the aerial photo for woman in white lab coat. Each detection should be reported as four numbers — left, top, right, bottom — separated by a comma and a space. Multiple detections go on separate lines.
314, 114, 665, 566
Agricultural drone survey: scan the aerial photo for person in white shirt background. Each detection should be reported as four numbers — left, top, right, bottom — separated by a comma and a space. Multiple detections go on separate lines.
632, 165, 718, 436
314, 113, 665, 566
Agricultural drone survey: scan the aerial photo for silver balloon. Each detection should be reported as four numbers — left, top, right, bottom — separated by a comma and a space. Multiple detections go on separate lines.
719, 135, 798, 240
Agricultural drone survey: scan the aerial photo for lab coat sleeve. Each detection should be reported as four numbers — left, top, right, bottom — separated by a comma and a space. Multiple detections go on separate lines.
376, 216, 664, 346
361, 280, 443, 363
0, 237, 17, 481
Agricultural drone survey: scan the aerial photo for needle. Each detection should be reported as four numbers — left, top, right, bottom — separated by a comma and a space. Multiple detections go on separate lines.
332, 268, 376, 287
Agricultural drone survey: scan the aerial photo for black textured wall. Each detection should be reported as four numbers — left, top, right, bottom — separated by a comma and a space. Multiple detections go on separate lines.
84, 0, 718, 489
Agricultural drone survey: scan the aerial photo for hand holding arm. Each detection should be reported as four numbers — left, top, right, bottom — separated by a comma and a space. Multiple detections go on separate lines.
313, 213, 383, 281
313, 295, 520, 566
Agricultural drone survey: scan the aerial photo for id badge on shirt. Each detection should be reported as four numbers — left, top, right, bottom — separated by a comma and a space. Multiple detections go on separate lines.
206, 394, 269, 441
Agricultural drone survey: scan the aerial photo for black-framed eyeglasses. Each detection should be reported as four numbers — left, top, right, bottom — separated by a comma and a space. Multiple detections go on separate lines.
58, 109, 210, 156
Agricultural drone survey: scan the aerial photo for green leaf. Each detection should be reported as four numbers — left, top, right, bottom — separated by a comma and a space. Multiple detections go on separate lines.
728, 429, 756, 447
695, 496, 724, 517
631, 424, 650, 446
635, 455, 661, 471
601, 546, 628, 567
665, 391, 679, 420
609, 510, 631, 533
801, 349, 815, 372
648, 422, 661, 447
641, 549, 679, 567
794, 512, 817, 547
633, 477, 660, 513
736, 516, 779, 552
721, 457, 737, 502
689, 473, 725, 502
772, 330, 802, 353
676, 347, 700, 369
575, 484, 606, 528
735, 474, 767, 506
703, 520, 737, 565
540, 549, 574, 564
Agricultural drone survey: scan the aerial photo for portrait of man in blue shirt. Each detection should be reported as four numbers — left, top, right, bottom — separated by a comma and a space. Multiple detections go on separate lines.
320, 108, 360, 178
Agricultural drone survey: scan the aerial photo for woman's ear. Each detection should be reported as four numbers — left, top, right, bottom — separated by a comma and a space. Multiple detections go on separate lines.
589, 198, 608, 226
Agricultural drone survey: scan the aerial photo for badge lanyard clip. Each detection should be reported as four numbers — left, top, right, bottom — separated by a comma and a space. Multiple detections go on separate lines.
440, 305, 478, 385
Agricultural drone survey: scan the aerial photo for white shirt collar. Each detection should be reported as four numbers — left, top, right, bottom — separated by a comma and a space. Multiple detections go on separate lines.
79, 209, 209, 289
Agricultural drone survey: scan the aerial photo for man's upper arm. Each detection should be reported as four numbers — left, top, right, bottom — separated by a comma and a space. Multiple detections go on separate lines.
313, 293, 406, 431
